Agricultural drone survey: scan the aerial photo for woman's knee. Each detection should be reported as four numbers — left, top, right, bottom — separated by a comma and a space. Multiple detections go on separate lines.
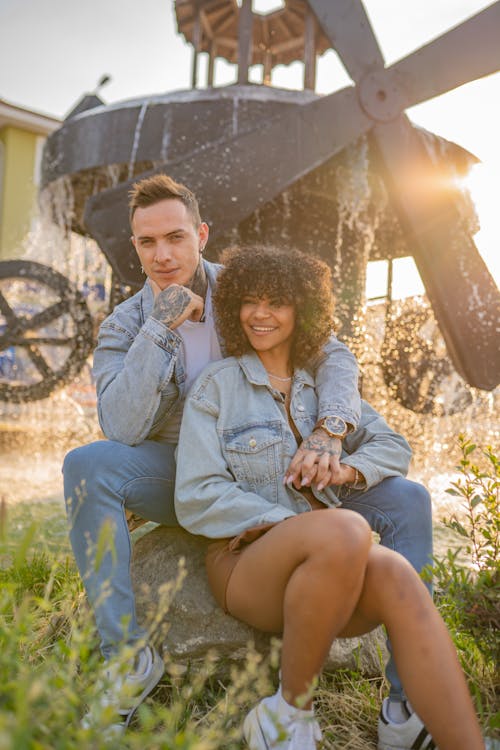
307, 509, 372, 565
368, 546, 425, 600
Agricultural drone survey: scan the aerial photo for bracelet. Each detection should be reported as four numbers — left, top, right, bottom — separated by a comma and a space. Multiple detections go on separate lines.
351, 468, 362, 489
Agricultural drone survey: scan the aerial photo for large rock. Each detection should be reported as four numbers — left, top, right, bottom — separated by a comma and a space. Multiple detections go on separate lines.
131, 526, 387, 673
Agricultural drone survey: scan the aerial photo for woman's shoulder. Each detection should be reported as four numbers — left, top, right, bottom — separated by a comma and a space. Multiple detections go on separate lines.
201, 355, 241, 377
186, 357, 245, 414
190, 356, 243, 392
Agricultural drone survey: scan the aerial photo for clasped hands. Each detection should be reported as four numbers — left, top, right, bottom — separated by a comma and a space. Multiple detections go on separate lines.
285, 431, 356, 491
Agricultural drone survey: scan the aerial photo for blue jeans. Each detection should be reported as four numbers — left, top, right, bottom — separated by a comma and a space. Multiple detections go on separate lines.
63, 440, 177, 660
63, 443, 432, 699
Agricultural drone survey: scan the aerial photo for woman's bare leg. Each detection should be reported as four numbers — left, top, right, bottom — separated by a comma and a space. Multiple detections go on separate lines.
341, 545, 483, 750
225, 509, 372, 706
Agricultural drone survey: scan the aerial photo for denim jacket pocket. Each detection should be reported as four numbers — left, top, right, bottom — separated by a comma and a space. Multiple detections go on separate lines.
222, 421, 283, 487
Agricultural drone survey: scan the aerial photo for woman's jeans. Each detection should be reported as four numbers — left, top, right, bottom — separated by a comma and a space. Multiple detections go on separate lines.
63, 440, 432, 700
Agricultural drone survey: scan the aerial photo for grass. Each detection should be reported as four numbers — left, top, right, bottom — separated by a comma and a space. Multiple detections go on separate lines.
0, 457, 498, 750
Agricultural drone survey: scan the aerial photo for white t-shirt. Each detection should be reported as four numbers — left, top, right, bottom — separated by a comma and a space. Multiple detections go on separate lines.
177, 286, 222, 392
158, 286, 222, 444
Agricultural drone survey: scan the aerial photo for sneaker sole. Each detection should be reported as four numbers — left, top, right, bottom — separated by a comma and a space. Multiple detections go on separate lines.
118, 652, 165, 725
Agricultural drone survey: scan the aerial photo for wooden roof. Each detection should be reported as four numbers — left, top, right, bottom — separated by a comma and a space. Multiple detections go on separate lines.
175, 0, 332, 66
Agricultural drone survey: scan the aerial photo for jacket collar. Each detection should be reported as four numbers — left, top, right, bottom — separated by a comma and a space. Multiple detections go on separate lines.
238, 351, 314, 388
140, 259, 221, 322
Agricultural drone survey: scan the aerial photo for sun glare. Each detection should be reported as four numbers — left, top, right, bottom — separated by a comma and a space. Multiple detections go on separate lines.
367, 158, 500, 303
458, 161, 500, 289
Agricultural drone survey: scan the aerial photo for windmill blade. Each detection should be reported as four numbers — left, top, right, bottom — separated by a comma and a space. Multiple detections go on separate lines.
372, 116, 500, 390
387, 1, 500, 110
84, 84, 372, 284
308, 0, 385, 82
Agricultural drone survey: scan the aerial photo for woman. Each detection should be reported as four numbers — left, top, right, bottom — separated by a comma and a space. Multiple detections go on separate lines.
175, 245, 483, 750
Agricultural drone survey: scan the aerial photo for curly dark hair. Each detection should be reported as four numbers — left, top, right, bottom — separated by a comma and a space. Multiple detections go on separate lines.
213, 245, 335, 368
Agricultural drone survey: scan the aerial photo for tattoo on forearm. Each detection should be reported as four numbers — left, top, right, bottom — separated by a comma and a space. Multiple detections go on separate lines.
152, 286, 192, 327
188, 261, 208, 298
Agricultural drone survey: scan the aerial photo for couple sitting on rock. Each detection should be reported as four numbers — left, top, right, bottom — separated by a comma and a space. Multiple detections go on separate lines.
64, 174, 484, 749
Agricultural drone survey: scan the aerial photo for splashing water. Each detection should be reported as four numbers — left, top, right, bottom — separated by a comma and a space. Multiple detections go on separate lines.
0, 142, 497, 522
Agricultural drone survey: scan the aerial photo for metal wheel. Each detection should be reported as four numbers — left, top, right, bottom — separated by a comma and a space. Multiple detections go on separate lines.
0, 260, 94, 402
381, 299, 473, 416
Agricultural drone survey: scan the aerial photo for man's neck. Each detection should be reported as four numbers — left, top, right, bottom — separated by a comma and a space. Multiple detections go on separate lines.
188, 259, 208, 299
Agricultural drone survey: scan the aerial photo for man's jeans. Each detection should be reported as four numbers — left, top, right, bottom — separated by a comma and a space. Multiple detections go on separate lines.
63, 441, 432, 699
63, 440, 177, 660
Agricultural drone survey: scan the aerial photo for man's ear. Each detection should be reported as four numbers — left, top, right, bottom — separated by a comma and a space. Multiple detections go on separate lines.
198, 222, 209, 251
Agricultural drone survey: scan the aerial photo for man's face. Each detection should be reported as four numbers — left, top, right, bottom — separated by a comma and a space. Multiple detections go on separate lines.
131, 198, 209, 290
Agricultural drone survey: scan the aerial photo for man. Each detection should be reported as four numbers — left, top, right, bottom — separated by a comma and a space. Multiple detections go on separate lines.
63, 174, 432, 747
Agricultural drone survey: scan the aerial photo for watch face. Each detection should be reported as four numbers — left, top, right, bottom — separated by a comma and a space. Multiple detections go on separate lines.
324, 417, 347, 436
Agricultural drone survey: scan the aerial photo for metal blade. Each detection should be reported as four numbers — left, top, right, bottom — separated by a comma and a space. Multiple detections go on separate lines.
84, 85, 372, 285
388, 1, 500, 110
372, 116, 500, 390
308, 0, 385, 82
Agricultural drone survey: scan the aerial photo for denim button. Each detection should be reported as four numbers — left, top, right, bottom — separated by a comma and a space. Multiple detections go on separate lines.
249, 438, 257, 448
297, 405, 305, 412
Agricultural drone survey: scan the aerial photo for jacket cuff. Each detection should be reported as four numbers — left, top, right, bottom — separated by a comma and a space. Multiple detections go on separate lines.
340, 458, 379, 489
143, 316, 182, 353
261, 507, 296, 525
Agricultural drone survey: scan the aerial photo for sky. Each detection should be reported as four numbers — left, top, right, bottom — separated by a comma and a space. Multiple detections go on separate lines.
0, 0, 499, 292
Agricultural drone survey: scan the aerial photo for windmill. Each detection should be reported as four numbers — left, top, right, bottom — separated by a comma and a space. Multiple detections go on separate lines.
2, 0, 499, 404
83, 0, 500, 393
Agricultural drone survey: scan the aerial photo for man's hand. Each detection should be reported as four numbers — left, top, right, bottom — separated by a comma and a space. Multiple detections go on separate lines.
284, 429, 356, 491
150, 281, 204, 329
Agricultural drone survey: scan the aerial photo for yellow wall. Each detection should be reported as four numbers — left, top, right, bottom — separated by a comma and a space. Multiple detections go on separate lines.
0, 126, 39, 258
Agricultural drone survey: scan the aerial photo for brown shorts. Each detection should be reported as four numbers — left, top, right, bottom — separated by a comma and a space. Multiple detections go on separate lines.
205, 523, 278, 613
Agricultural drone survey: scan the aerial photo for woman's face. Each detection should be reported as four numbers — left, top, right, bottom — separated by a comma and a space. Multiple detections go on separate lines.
240, 294, 296, 358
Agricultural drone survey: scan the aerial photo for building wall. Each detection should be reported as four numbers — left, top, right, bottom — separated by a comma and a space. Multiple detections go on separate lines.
0, 126, 41, 258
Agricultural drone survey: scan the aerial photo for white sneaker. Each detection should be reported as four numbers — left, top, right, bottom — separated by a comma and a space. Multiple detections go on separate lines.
243, 695, 322, 750
378, 698, 437, 750
82, 644, 165, 733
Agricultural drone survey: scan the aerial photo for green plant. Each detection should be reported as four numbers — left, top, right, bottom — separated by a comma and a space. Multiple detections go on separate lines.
445, 436, 499, 572
423, 435, 499, 736
3, 452, 499, 749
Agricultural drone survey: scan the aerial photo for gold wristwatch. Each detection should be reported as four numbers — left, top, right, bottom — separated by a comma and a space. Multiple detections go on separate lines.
314, 416, 349, 440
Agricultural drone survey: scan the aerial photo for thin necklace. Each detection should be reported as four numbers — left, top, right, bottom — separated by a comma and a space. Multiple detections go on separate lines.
265, 370, 292, 382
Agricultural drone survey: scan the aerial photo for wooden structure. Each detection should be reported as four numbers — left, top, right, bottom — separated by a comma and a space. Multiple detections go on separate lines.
175, 0, 331, 89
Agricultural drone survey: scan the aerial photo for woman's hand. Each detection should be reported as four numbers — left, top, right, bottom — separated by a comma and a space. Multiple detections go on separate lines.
285, 430, 341, 489
284, 431, 360, 491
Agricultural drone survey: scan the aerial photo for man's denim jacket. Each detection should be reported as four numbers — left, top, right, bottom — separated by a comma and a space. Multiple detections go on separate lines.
175, 353, 411, 539
93, 260, 361, 446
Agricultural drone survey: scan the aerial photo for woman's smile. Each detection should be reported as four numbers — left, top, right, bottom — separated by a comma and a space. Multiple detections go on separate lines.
240, 296, 296, 356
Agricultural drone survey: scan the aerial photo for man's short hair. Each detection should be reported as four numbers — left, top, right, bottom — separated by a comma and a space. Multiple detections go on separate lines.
128, 174, 202, 228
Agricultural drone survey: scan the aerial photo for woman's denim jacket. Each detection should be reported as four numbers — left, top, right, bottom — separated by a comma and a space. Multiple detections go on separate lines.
93, 260, 361, 445
175, 352, 411, 539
